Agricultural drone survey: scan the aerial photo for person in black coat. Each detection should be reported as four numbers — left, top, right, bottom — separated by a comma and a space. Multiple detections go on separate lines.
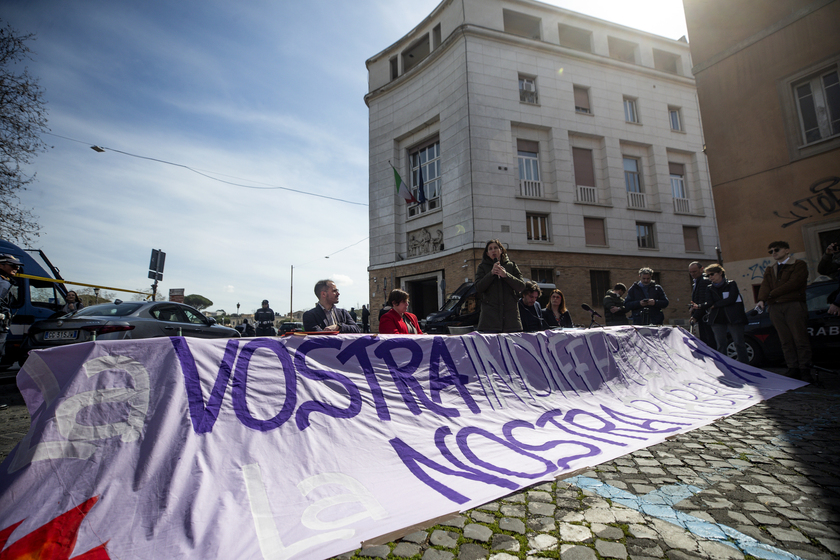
688, 262, 715, 347
518, 281, 547, 332
703, 264, 749, 362
544, 289, 573, 328
625, 267, 669, 325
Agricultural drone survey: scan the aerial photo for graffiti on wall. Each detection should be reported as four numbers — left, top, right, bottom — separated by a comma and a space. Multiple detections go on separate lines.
744, 258, 773, 281
773, 176, 840, 228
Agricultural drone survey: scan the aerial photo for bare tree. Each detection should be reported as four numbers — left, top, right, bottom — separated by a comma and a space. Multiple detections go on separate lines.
0, 20, 49, 245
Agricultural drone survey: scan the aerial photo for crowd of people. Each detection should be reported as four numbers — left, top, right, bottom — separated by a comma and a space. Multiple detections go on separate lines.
228, 236, 840, 383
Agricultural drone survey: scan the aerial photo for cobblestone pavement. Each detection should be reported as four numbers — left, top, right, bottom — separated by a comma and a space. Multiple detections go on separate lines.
2, 370, 839, 560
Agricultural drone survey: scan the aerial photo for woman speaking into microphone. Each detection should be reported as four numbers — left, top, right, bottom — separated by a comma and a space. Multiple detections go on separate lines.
474, 239, 525, 333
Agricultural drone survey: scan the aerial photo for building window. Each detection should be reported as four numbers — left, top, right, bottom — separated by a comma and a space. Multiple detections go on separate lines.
517, 139, 542, 197
573, 147, 597, 203
558, 24, 592, 53
794, 68, 840, 144
584, 217, 607, 246
504, 9, 542, 40
519, 75, 538, 104
526, 214, 549, 242
670, 162, 689, 213
636, 222, 656, 249
683, 226, 701, 252
530, 267, 554, 283
624, 97, 639, 123
402, 34, 430, 74
408, 140, 440, 218
574, 86, 591, 114
653, 49, 681, 75
624, 157, 646, 208
590, 270, 611, 307
608, 36, 637, 64
669, 106, 683, 131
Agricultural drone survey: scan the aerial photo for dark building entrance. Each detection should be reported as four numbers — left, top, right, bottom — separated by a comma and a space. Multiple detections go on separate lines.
404, 277, 440, 323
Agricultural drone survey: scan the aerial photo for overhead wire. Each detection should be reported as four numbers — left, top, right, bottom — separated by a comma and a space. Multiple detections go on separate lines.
44, 132, 368, 207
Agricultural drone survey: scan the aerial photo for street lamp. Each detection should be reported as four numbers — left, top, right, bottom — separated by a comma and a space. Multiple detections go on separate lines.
93, 287, 100, 304
236, 302, 240, 316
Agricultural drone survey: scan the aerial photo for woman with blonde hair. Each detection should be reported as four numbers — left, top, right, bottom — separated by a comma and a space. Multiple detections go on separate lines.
474, 239, 525, 332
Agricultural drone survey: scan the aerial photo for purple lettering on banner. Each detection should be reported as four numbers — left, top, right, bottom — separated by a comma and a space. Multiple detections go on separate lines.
389, 427, 520, 504
428, 337, 480, 413
508, 335, 555, 398
501, 419, 602, 469
455, 426, 557, 479
294, 338, 363, 431
564, 408, 646, 441
232, 338, 297, 432
172, 337, 240, 434
375, 338, 461, 418
681, 336, 766, 383
598, 406, 688, 434
544, 335, 585, 396
336, 336, 391, 421
535, 409, 627, 446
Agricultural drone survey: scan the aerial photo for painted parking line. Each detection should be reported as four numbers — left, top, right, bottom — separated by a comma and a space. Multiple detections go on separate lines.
568, 476, 805, 560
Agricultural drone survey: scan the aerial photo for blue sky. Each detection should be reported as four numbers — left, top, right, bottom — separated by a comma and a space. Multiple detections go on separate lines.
1, 0, 688, 316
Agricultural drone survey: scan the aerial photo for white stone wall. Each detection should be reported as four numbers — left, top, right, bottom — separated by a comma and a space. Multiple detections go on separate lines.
367, 0, 718, 271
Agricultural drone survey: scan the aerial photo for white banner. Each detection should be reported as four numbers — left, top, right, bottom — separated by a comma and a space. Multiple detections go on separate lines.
0, 327, 804, 559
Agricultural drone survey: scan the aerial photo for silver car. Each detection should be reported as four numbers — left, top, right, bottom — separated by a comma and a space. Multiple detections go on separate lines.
23, 300, 240, 351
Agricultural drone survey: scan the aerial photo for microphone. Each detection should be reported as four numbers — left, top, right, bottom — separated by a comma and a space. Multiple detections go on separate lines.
747, 305, 764, 317
581, 303, 602, 318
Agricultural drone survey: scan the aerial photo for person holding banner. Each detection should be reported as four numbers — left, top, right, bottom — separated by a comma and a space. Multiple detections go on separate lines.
379, 289, 423, 334
703, 264, 749, 363
474, 239, 525, 333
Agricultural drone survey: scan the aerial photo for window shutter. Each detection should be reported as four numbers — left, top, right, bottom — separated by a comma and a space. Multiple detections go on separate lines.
517, 139, 539, 153
683, 226, 700, 252
584, 217, 606, 246
573, 148, 596, 187
669, 162, 685, 176
573, 87, 590, 110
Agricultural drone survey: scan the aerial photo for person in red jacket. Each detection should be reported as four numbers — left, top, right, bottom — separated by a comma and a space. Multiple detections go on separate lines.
379, 289, 423, 334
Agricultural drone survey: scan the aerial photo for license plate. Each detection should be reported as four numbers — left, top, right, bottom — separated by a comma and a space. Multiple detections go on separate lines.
44, 330, 78, 340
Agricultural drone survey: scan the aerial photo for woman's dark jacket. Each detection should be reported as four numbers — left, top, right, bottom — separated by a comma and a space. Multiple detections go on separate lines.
543, 307, 573, 328
603, 290, 629, 326
705, 279, 748, 325
474, 253, 525, 333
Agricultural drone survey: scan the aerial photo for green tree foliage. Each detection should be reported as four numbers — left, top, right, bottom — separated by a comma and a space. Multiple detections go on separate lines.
184, 294, 213, 311
0, 20, 50, 245
74, 287, 116, 306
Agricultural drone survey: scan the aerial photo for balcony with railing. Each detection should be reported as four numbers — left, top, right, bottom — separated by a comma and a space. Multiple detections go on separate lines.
673, 197, 691, 214
627, 191, 646, 209
577, 185, 597, 204
520, 180, 543, 197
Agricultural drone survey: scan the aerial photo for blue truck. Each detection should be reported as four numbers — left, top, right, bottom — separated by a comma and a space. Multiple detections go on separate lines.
1, 240, 69, 369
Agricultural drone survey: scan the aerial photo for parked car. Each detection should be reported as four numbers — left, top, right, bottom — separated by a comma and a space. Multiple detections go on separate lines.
726, 280, 839, 366
22, 300, 240, 354
278, 322, 304, 334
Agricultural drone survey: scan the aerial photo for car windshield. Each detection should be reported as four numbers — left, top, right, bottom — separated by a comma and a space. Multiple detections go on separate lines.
73, 303, 144, 317
807, 283, 837, 312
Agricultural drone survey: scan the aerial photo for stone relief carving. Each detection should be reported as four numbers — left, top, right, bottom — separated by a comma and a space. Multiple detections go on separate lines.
407, 226, 443, 257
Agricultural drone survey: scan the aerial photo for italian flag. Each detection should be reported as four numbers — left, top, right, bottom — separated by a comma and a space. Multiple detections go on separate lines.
391, 164, 418, 204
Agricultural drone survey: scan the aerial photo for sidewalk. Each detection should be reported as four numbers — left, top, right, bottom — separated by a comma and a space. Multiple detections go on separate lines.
1, 368, 838, 560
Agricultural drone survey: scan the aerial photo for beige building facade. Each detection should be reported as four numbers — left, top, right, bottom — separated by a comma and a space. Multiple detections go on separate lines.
683, 0, 840, 305
366, 0, 719, 328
